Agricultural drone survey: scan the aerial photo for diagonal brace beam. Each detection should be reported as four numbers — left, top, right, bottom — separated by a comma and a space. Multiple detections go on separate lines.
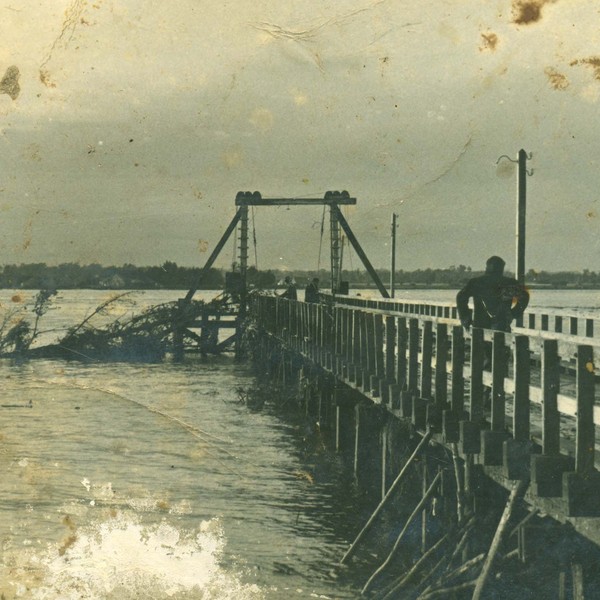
331, 204, 390, 298
184, 210, 242, 302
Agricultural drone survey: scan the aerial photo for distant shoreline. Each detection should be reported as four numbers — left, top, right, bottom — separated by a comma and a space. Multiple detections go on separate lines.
1, 283, 599, 291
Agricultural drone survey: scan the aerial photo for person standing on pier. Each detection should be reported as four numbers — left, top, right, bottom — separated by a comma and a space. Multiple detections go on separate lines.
456, 255, 529, 334
279, 276, 297, 301
304, 278, 320, 303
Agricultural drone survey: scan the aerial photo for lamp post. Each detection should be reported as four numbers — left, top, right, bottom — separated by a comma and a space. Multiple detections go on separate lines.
390, 213, 397, 298
496, 150, 533, 284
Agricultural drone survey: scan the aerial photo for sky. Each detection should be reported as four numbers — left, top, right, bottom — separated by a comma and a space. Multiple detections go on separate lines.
0, 0, 599, 273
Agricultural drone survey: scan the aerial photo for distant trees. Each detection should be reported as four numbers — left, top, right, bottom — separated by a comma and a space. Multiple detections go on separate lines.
0, 263, 596, 290
0, 262, 222, 290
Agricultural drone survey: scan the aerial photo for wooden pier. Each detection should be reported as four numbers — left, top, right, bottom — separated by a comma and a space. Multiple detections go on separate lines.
250, 293, 600, 538
184, 190, 600, 595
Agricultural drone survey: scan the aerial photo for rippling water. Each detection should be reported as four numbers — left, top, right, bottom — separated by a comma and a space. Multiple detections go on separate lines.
0, 288, 598, 598
0, 290, 374, 599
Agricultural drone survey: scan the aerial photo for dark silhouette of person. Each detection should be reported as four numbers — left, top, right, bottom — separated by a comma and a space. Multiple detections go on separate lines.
304, 278, 319, 303
279, 276, 297, 300
457, 256, 529, 333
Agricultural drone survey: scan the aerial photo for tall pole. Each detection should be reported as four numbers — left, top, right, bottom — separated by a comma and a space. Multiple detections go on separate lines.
516, 149, 527, 285
237, 205, 249, 357
390, 213, 397, 298
330, 204, 341, 293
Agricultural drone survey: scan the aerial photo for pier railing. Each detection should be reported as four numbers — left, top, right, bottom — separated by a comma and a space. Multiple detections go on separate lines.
320, 292, 599, 339
251, 294, 600, 516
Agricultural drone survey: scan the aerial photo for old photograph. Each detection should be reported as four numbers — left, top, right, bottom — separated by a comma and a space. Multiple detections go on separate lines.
0, 1, 599, 598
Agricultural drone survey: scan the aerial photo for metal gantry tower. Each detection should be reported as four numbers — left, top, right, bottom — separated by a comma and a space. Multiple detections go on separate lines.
181, 190, 390, 355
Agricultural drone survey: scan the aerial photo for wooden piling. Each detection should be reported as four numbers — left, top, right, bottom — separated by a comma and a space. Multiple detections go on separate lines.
397, 316, 408, 390
421, 320, 433, 400
575, 345, 595, 475
385, 315, 396, 384
373, 313, 385, 396
469, 328, 484, 424
408, 318, 419, 394
435, 323, 448, 408
491, 332, 506, 431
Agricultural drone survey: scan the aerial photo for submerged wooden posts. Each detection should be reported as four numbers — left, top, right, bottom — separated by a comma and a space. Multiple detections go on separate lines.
362, 470, 443, 594
340, 429, 434, 564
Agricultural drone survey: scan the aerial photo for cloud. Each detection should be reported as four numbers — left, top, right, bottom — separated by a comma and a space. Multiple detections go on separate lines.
0, 0, 598, 271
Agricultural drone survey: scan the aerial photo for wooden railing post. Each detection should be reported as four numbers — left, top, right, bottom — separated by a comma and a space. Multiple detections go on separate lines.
585, 319, 594, 338
531, 339, 574, 497
360, 311, 369, 389
443, 325, 464, 443
407, 318, 419, 394
351, 308, 361, 383
542, 339, 560, 456
414, 319, 432, 430
372, 313, 385, 397
469, 328, 485, 424
430, 322, 448, 431
460, 327, 484, 454
554, 316, 563, 334
302, 302, 309, 355
570, 317, 578, 336
451, 326, 465, 415
310, 302, 317, 360
575, 345, 595, 476
503, 335, 531, 480
420, 320, 433, 400
513, 336, 530, 443
563, 345, 599, 515
334, 306, 342, 358
392, 317, 408, 412
385, 316, 396, 384
482, 332, 509, 465
434, 323, 448, 408
294, 301, 300, 350
396, 317, 408, 391
346, 308, 353, 364
363, 313, 375, 393
491, 332, 506, 432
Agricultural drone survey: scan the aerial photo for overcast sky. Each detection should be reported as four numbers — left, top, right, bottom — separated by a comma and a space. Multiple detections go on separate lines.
0, 0, 599, 273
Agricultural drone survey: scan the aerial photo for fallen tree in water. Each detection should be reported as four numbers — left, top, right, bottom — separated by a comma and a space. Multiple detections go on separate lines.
0, 290, 237, 362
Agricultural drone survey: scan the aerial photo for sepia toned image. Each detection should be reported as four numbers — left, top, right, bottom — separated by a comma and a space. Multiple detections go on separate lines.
1, 1, 599, 598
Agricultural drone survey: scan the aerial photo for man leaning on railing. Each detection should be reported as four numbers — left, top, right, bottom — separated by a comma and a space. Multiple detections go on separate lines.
456, 255, 530, 334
